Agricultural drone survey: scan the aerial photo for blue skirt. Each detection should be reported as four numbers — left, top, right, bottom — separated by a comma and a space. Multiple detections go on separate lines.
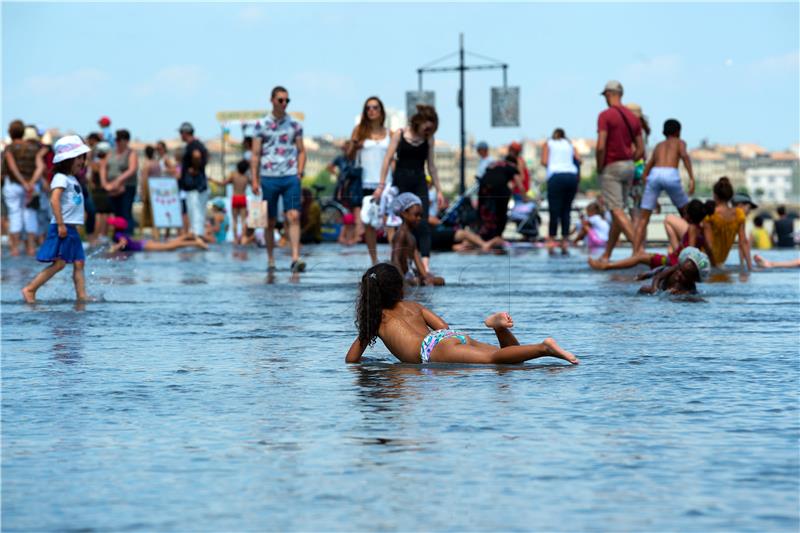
36, 223, 85, 263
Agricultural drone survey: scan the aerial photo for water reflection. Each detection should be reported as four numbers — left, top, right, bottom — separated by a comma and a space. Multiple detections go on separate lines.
51, 307, 86, 364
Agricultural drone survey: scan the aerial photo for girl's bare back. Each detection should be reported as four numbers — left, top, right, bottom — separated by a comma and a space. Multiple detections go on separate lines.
378, 301, 435, 363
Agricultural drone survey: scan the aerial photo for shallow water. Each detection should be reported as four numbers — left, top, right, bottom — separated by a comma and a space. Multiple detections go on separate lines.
2, 243, 799, 531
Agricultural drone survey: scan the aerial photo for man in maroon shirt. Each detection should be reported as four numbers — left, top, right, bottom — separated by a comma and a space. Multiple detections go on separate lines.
594, 80, 644, 263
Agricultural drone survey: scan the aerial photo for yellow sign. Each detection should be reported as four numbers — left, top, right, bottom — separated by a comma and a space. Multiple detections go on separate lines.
216, 111, 306, 122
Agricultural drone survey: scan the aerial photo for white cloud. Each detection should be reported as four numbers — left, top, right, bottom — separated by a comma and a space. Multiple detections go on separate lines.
237, 5, 266, 26
621, 54, 682, 83
751, 50, 799, 74
23, 68, 109, 99
133, 65, 207, 97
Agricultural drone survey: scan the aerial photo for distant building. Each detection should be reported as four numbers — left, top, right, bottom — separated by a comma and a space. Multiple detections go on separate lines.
746, 166, 793, 203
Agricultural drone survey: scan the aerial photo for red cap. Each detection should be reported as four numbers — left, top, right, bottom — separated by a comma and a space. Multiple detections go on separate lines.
98, 116, 111, 127
509, 141, 522, 153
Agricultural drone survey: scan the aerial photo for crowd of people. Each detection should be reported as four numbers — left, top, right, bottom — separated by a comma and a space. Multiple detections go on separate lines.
3, 81, 798, 311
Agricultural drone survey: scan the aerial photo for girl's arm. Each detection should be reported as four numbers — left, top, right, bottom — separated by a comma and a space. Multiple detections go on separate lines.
50, 188, 66, 237
738, 222, 752, 271
421, 306, 449, 330
412, 249, 433, 285
345, 338, 367, 363
426, 136, 444, 209
374, 130, 401, 199
680, 140, 695, 195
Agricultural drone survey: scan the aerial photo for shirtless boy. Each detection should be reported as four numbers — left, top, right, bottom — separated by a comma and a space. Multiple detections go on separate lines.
390, 192, 444, 286
633, 119, 696, 254
225, 160, 250, 244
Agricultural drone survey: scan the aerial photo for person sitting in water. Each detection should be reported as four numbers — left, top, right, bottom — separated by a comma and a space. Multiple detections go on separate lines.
589, 199, 712, 271
750, 216, 772, 250
573, 201, 609, 249
345, 262, 579, 365
704, 176, 752, 270
390, 192, 444, 286
107, 216, 207, 252
754, 255, 800, 269
637, 246, 710, 295
204, 198, 229, 244
428, 206, 506, 253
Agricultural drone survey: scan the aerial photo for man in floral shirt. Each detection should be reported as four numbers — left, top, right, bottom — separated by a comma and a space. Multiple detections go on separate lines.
251, 85, 307, 272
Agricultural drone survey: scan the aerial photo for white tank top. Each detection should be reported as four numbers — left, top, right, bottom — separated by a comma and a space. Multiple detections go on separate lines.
358, 130, 391, 189
546, 138, 578, 177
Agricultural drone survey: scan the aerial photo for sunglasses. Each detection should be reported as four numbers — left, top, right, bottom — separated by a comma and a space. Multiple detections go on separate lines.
365, 105, 380, 111
276, 98, 290, 104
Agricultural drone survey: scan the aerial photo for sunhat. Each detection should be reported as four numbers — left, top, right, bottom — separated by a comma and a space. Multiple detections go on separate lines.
107, 216, 129, 231
391, 192, 422, 214
678, 246, 710, 281
625, 102, 643, 117
52, 135, 90, 163
22, 126, 40, 142
179, 122, 194, 134
96, 141, 111, 154
211, 197, 226, 210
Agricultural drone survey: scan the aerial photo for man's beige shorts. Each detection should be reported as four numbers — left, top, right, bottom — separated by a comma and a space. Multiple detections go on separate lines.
599, 160, 634, 210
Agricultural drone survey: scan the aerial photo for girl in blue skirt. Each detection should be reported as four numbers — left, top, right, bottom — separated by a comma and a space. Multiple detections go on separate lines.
22, 135, 91, 303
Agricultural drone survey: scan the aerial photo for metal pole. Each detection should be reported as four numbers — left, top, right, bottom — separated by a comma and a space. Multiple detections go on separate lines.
459, 33, 465, 194
418, 69, 423, 91
220, 125, 225, 185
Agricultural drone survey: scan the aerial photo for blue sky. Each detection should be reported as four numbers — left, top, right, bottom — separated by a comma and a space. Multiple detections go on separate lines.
3, 2, 799, 150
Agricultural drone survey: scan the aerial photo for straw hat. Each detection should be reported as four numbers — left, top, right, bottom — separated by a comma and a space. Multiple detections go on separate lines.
625, 102, 643, 118
52, 135, 90, 163
22, 126, 40, 142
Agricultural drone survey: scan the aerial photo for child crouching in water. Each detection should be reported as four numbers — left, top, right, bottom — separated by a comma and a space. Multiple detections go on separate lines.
22, 136, 91, 303
391, 192, 444, 286
637, 246, 710, 295
573, 201, 609, 248
589, 199, 711, 271
346, 263, 579, 365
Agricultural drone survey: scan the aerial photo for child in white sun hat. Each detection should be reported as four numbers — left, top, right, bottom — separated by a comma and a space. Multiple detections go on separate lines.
22, 135, 91, 303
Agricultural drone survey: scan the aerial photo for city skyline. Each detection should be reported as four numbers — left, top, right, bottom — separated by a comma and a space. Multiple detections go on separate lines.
3, 2, 799, 150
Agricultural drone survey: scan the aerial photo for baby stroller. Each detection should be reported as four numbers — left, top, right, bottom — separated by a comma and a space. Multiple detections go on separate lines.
439, 181, 480, 230
508, 199, 541, 241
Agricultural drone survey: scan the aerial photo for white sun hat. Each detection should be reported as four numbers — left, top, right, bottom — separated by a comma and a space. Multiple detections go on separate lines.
53, 135, 91, 163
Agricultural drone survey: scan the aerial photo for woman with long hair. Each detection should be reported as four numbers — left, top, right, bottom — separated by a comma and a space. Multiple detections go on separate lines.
540, 128, 580, 254
101, 129, 138, 231
348, 96, 391, 264
703, 176, 752, 270
374, 105, 443, 271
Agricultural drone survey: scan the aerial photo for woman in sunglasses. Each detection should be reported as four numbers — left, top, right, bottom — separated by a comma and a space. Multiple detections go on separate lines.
374, 104, 443, 272
347, 96, 391, 264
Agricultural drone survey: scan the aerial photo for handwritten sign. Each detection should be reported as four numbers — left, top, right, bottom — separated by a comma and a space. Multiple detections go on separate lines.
148, 177, 182, 228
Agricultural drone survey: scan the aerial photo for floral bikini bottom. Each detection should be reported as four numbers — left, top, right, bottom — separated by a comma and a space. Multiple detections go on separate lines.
420, 329, 468, 363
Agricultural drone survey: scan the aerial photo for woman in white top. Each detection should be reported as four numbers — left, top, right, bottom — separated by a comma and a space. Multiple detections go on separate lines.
540, 128, 580, 254
347, 96, 391, 264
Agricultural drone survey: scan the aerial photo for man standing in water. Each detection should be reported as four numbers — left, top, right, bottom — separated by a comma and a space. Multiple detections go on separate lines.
178, 122, 209, 239
594, 80, 643, 264
251, 86, 307, 272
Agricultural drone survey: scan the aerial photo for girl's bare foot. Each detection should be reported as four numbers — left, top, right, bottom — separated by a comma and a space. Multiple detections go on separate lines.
21, 287, 36, 303
195, 238, 209, 250
484, 312, 513, 329
754, 254, 770, 268
542, 337, 579, 364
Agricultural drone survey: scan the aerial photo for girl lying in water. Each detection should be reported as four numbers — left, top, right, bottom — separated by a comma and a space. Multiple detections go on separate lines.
107, 217, 208, 253
345, 263, 579, 365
